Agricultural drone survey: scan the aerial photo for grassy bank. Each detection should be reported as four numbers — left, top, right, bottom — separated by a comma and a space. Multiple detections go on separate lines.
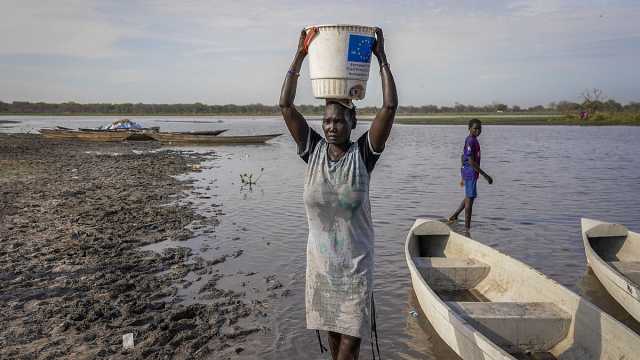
393, 113, 640, 126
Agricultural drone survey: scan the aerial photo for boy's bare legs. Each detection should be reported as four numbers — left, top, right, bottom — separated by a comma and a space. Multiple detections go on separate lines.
464, 197, 474, 236
448, 200, 465, 223
448, 197, 474, 236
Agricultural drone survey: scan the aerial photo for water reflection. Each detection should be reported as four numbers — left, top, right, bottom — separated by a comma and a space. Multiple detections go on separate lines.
403, 290, 461, 360
577, 267, 640, 332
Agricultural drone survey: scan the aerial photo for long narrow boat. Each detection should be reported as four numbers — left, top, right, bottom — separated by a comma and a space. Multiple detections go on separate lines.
581, 218, 640, 323
39, 129, 80, 140
150, 132, 282, 144
79, 129, 225, 136
406, 219, 640, 359
40, 129, 154, 141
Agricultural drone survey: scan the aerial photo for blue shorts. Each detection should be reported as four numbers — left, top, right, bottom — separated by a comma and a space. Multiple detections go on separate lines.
464, 178, 477, 199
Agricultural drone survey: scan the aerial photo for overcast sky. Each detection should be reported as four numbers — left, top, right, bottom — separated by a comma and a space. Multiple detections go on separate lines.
1, 0, 638, 107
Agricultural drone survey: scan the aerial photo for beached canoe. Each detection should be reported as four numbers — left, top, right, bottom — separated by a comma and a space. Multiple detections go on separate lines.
81, 129, 226, 137
406, 219, 640, 359
40, 129, 81, 140
582, 218, 640, 323
42, 129, 131, 142
41, 129, 154, 141
150, 132, 282, 144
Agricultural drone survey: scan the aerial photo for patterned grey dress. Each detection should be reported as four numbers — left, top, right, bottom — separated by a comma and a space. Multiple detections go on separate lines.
300, 128, 381, 338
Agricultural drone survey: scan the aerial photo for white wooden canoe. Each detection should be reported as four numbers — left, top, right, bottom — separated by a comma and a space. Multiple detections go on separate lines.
406, 219, 640, 359
581, 218, 640, 323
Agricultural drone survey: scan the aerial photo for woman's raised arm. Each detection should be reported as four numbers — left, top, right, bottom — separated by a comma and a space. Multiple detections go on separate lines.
279, 29, 317, 146
368, 28, 398, 152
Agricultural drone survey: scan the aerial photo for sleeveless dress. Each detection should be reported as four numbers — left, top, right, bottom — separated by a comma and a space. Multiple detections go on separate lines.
299, 128, 381, 338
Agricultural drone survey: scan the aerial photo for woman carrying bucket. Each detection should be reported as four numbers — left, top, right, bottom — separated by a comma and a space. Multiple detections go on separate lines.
279, 26, 397, 360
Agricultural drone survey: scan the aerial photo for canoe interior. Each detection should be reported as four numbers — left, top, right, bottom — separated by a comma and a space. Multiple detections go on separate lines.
413, 232, 561, 358
587, 228, 640, 286
437, 289, 489, 302
588, 235, 640, 262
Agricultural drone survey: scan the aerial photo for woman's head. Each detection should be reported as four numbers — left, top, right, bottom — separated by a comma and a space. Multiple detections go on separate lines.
323, 100, 357, 145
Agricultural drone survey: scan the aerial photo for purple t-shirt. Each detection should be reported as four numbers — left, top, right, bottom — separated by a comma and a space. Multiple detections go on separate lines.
461, 135, 480, 180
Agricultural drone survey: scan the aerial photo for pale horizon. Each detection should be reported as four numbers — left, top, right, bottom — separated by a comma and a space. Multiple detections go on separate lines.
1, 0, 639, 107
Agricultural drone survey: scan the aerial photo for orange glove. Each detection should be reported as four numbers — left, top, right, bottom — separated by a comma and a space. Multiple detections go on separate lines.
303, 27, 318, 54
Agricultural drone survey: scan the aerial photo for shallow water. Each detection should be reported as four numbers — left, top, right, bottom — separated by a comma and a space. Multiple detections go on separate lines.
4, 116, 640, 358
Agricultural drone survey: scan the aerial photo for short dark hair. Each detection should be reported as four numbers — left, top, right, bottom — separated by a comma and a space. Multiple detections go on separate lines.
468, 118, 482, 129
326, 100, 357, 127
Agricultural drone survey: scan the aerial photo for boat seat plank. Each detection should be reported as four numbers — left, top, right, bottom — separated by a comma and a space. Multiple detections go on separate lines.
608, 261, 640, 285
413, 257, 490, 291
447, 301, 571, 354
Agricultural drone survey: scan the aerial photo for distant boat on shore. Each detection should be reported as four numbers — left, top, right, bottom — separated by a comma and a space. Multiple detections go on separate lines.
40, 128, 154, 142
150, 132, 281, 145
406, 218, 640, 359
41, 119, 160, 142
39, 128, 280, 144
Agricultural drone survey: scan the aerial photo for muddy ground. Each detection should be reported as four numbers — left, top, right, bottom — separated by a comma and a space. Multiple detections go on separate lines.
0, 134, 274, 359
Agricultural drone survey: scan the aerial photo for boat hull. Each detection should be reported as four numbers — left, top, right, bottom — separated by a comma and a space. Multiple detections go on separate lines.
40, 129, 153, 142
406, 219, 640, 359
39, 129, 79, 140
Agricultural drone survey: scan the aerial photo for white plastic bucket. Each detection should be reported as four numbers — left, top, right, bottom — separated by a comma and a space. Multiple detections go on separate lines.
306, 24, 376, 100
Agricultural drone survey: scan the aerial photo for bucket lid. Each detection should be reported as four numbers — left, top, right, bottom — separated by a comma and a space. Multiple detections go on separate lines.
304, 24, 377, 33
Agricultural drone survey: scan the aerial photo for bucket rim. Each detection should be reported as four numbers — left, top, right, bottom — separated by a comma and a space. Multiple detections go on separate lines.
304, 24, 377, 32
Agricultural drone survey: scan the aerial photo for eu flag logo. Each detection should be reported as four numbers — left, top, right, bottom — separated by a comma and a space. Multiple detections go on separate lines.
347, 34, 374, 63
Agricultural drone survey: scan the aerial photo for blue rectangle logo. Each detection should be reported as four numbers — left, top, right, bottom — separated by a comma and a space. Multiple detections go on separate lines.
347, 34, 374, 63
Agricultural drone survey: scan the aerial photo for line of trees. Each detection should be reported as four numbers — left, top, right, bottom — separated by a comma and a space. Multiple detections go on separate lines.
0, 102, 287, 115
1, 98, 638, 116
548, 99, 638, 114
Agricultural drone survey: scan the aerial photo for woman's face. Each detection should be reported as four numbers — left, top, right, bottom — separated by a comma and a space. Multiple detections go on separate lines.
323, 103, 353, 145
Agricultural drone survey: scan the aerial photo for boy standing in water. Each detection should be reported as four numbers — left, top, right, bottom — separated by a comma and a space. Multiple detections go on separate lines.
448, 118, 493, 236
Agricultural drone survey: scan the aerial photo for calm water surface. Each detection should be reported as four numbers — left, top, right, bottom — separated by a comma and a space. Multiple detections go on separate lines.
3, 116, 640, 359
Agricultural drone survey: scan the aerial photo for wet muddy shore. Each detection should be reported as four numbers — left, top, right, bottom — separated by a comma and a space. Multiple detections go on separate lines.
0, 134, 267, 359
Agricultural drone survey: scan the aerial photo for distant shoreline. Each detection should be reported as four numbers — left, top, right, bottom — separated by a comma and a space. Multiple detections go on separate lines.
1, 113, 638, 126
392, 117, 640, 126
0, 111, 562, 118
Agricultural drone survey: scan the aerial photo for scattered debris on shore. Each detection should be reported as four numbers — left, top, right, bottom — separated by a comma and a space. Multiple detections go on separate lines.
0, 134, 280, 359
